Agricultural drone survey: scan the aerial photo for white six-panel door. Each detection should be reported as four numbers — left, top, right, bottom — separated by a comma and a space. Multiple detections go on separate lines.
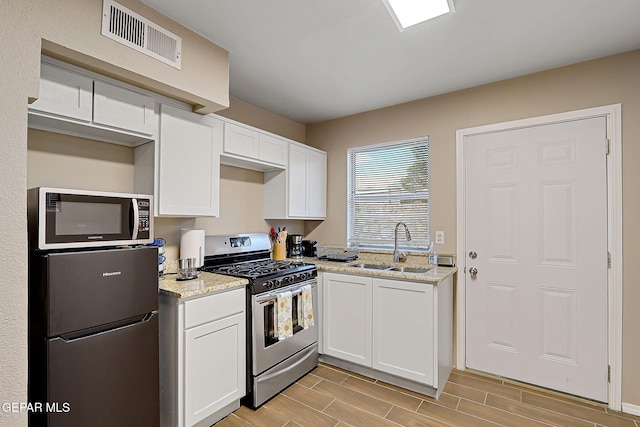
464, 117, 609, 402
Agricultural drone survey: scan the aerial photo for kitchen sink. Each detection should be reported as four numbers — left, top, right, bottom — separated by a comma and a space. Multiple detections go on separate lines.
348, 263, 391, 270
386, 266, 433, 273
348, 263, 433, 274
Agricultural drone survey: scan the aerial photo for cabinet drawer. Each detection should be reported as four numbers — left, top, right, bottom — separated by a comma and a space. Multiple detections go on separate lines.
184, 287, 245, 329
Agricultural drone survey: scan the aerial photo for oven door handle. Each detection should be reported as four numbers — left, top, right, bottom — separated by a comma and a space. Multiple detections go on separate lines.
256, 287, 308, 304
255, 346, 317, 384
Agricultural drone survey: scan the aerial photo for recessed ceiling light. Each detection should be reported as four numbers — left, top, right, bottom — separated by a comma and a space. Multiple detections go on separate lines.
383, 0, 455, 31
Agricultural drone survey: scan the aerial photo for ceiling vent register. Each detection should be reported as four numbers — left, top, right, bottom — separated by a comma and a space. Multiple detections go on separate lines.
101, 0, 182, 69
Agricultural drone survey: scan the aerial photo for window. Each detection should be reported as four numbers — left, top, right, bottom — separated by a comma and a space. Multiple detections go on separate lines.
348, 137, 430, 249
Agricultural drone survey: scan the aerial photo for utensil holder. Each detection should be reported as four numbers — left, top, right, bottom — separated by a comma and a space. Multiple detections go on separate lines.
273, 242, 286, 260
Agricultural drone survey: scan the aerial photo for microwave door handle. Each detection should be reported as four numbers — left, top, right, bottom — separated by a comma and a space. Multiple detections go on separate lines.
131, 198, 139, 240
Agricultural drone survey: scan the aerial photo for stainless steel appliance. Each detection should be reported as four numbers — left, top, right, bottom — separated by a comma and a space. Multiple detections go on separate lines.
286, 233, 304, 258
28, 246, 160, 426
203, 233, 318, 408
27, 187, 153, 250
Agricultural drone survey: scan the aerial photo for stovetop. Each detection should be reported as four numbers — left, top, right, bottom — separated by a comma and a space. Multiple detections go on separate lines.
203, 258, 317, 294
201, 233, 317, 294
209, 259, 305, 278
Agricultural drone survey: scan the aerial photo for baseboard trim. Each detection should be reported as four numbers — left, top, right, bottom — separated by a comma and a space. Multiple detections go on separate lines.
621, 402, 640, 416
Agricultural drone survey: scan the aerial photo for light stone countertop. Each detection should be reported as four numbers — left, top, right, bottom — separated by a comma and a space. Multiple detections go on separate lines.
295, 250, 457, 283
159, 271, 248, 299
159, 249, 456, 299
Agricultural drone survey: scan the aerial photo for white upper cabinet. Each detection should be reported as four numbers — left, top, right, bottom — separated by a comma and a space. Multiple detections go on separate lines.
264, 142, 327, 220
155, 103, 222, 217
221, 121, 288, 170
307, 148, 327, 218
220, 117, 326, 220
258, 133, 288, 166
285, 143, 327, 219
28, 58, 156, 147
93, 80, 156, 135
223, 122, 260, 158
30, 62, 93, 122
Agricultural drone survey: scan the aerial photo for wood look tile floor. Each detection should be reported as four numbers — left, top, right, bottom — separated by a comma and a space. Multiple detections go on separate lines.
216, 363, 640, 427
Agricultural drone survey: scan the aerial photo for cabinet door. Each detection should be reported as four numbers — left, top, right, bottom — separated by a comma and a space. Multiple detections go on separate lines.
93, 80, 156, 135
308, 150, 327, 218
223, 122, 260, 158
288, 144, 309, 217
373, 278, 435, 385
323, 273, 372, 366
30, 62, 93, 121
259, 134, 288, 166
184, 312, 245, 427
317, 272, 324, 354
158, 104, 222, 216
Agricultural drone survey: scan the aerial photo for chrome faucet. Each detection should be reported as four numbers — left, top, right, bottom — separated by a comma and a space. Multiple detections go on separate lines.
394, 222, 412, 263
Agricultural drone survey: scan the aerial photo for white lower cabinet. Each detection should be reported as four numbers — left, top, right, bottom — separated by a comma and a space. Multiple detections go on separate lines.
160, 287, 246, 427
322, 273, 372, 366
372, 278, 435, 384
321, 272, 453, 397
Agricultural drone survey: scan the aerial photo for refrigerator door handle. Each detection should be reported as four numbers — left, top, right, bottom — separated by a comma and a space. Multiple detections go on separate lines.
59, 312, 157, 343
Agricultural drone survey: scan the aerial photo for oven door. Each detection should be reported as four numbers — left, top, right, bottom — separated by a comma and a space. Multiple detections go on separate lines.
252, 279, 318, 375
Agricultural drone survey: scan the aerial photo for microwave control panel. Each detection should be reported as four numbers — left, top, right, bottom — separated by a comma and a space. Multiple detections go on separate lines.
137, 200, 151, 235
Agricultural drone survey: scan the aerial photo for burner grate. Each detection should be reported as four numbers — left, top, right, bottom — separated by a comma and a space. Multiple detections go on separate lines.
207, 259, 308, 279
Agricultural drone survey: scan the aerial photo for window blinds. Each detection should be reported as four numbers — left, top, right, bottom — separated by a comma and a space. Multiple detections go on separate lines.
348, 138, 430, 249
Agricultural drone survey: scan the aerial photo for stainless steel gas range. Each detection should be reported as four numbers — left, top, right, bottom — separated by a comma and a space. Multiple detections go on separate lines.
202, 233, 318, 408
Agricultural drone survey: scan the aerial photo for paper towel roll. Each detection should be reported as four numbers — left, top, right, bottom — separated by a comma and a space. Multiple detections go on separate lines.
180, 229, 205, 268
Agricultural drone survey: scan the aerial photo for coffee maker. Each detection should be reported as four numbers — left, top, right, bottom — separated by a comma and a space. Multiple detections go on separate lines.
286, 234, 304, 258
301, 240, 317, 257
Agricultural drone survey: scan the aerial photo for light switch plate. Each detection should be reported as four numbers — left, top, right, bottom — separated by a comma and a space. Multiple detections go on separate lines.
435, 231, 445, 244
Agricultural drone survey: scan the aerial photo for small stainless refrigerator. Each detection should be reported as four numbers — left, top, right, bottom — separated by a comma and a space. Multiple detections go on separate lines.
28, 246, 160, 427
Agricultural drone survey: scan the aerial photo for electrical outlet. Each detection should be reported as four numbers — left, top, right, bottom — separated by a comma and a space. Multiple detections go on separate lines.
435, 231, 445, 244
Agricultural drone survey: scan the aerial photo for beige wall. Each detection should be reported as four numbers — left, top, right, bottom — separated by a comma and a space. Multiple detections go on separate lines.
27, 130, 135, 192
155, 166, 305, 262
305, 50, 640, 407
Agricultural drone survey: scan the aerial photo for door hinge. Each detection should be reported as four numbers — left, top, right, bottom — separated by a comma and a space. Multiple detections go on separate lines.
605, 138, 610, 155
607, 252, 612, 269
608, 365, 611, 382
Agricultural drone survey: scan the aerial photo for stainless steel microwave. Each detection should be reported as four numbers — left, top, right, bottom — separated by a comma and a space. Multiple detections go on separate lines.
28, 187, 153, 250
